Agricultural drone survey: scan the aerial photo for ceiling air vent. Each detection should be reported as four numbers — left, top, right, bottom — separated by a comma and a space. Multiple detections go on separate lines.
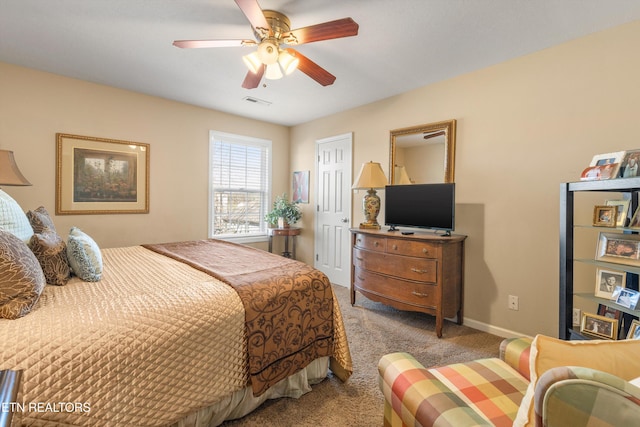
243, 96, 272, 106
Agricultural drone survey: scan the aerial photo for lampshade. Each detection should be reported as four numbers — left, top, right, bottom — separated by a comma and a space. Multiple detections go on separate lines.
394, 165, 412, 185
265, 63, 283, 80
257, 41, 279, 65
242, 51, 262, 74
278, 50, 299, 75
0, 149, 31, 186
352, 161, 388, 189
243, 41, 299, 80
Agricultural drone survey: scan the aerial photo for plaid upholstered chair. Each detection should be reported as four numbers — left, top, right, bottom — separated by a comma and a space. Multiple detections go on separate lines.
378, 335, 640, 427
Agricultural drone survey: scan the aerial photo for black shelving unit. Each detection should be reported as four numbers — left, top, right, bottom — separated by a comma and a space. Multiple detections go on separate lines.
560, 177, 640, 340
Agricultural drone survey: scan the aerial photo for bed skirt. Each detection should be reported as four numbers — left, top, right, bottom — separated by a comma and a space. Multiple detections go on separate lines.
171, 357, 329, 427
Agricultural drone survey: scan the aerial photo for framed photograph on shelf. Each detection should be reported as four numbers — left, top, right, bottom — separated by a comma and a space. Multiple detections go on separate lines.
56, 133, 150, 215
606, 200, 630, 227
620, 150, 640, 178
595, 232, 640, 266
597, 304, 621, 320
580, 312, 618, 340
580, 164, 620, 181
595, 269, 626, 299
580, 151, 626, 181
630, 207, 640, 229
592, 205, 617, 227
627, 320, 640, 339
615, 288, 640, 310
590, 151, 626, 167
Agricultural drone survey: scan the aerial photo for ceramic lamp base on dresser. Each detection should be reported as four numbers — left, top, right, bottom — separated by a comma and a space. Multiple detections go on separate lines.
350, 228, 466, 338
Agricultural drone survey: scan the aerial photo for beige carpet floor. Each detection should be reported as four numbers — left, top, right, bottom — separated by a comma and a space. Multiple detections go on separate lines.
222, 284, 504, 426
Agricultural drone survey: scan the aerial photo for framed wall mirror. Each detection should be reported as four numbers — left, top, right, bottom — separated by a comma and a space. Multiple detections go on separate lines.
389, 119, 457, 184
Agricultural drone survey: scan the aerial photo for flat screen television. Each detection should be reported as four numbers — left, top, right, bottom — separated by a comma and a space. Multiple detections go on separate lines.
384, 183, 455, 234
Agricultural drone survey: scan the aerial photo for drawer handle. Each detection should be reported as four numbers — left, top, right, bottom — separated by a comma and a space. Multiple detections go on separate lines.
392, 244, 398, 250
410, 268, 428, 274
422, 248, 428, 254
357, 276, 365, 281
411, 291, 429, 298
356, 257, 364, 261
374, 241, 379, 247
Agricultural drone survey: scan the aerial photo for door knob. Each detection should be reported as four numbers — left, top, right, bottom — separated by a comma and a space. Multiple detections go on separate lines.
341, 218, 348, 223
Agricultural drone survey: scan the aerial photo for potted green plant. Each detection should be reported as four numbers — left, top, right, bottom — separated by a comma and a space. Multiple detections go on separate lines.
265, 193, 302, 228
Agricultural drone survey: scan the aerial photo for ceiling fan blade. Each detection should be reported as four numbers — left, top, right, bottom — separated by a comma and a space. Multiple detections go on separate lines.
173, 39, 255, 49
282, 18, 358, 45
242, 64, 265, 89
423, 131, 446, 140
286, 49, 336, 86
234, 0, 271, 36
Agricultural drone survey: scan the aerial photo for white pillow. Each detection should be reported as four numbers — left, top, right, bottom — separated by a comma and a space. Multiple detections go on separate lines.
0, 189, 34, 242
67, 227, 102, 282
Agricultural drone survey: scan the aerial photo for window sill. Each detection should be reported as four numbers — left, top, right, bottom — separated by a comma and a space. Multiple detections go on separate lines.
213, 235, 269, 244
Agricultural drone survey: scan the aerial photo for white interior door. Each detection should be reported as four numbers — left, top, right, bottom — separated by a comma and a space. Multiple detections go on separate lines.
314, 133, 352, 287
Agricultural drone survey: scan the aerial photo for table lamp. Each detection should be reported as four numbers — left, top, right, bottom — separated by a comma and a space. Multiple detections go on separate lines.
0, 150, 31, 187
352, 161, 388, 229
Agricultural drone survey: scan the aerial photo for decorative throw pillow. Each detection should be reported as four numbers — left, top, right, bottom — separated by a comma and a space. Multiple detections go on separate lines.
67, 227, 102, 282
513, 334, 640, 426
0, 229, 46, 319
26, 206, 57, 234
0, 189, 34, 242
29, 230, 71, 286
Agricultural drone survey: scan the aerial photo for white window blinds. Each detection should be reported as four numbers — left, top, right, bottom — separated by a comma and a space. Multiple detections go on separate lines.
209, 131, 271, 238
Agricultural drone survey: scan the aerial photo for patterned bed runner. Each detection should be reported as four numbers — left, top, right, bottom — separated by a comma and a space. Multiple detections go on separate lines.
143, 239, 335, 396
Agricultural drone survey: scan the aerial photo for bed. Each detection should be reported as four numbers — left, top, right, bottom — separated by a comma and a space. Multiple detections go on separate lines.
0, 196, 352, 426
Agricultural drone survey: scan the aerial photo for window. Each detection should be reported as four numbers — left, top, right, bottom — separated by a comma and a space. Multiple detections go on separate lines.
209, 131, 271, 241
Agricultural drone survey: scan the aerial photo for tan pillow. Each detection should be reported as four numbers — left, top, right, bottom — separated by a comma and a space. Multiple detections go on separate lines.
29, 230, 71, 286
513, 334, 640, 426
0, 229, 46, 319
26, 205, 57, 234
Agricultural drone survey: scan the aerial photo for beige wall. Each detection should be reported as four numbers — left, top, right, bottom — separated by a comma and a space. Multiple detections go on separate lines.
0, 62, 290, 251
290, 20, 640, 337
3, 20, 639, 338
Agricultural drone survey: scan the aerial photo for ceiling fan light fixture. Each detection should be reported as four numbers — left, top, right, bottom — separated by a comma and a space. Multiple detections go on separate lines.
265, 63, 283, 80
278, 50, 299, 75
257, 41, 279, 65
242, 51, 262, 74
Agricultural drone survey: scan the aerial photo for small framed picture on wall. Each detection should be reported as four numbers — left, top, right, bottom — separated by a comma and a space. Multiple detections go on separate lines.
292, 170, 309, 204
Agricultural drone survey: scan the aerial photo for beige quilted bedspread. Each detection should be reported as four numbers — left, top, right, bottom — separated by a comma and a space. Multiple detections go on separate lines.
0, 245, 352, 426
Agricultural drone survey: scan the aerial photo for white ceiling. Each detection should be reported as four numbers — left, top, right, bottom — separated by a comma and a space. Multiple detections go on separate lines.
2, 1, 639, 126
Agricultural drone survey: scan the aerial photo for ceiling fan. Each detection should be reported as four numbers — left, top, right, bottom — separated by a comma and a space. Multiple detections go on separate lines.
173, 0, 359, 89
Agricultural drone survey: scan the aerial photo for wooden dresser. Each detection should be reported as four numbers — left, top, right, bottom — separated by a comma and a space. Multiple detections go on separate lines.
350, 229, 466, 337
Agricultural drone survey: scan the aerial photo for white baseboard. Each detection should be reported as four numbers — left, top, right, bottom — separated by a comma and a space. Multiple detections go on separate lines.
462, 317, 532, 340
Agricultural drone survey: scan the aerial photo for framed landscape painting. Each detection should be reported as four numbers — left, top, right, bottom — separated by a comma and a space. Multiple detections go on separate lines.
56, 133, 150, 214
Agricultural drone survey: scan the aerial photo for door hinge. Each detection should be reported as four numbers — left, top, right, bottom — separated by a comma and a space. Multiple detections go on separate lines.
316, 254, 319, 261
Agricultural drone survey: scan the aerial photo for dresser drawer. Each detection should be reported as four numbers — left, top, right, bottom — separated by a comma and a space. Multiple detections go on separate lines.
353, 267, 438, 308
386, 238, 437, 258
353, 248, 437, 282
353, 232, 386, 252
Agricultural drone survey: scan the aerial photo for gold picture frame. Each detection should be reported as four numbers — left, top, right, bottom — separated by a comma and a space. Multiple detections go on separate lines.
627, 319, 640, 339
580, 312, 618, 340
593, 205, 617, 227
595, 232, 640, 266
56, 133, 150, 215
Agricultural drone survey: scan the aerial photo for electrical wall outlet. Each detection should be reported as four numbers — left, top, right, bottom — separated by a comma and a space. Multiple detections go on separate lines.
508, 295, 519, 311
572, 308, 581, 325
